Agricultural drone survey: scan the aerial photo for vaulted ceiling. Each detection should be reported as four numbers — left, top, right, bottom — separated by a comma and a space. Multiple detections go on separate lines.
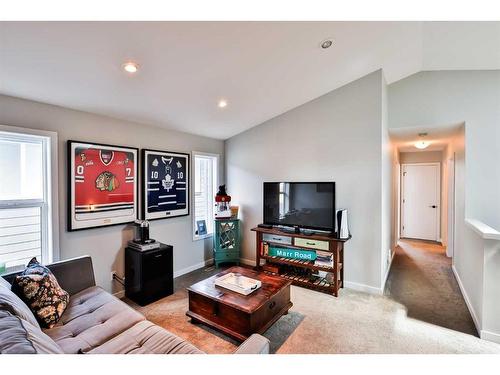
1, 22, 499, 139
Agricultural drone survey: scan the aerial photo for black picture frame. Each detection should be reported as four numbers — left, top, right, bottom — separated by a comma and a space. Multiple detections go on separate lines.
67, 140, 139, 231
141, 149, 190, 221
196, 220, 207, 236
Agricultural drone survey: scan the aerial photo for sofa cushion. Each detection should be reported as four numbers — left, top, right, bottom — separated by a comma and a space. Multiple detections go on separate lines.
0, 308, 63, 354
44, 286, 145, 354
0, 276, 11, 289
12, 258, 69, 328
87, 320, 203, 354
0, 277, 40, 329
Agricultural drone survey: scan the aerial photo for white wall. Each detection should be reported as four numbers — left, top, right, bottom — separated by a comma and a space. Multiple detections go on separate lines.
399, 151, 442, 164
459, 220, 500, 343
225, 70, 387, 293
389, 70, 500, 229
441, 147, 450, 247
0, 94, 224, 294
391, 148, 401, 250
481, 235, 500, 342
389, 70, 500, 341
451, 127, 483, 326
381, 73, 393, 284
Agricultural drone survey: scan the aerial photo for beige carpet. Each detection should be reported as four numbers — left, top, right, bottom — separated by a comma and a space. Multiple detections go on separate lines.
125, 240, 500, 354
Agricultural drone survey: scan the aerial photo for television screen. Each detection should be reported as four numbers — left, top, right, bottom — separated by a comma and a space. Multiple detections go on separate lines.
263, 182, 335, 232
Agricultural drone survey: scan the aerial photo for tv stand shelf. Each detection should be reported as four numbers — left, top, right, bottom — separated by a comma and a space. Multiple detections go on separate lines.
261, 254, 341, 273
251, 227, 350, 297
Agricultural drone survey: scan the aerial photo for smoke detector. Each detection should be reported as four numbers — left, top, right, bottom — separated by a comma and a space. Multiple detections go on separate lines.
320, 38, 334, 49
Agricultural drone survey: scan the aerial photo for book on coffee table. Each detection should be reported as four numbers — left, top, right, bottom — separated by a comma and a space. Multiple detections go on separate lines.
214, 272, 262, 295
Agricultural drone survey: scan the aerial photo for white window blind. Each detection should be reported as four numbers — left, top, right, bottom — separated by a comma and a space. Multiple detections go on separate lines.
0, 131, 52, 272
193, 152, 218, 240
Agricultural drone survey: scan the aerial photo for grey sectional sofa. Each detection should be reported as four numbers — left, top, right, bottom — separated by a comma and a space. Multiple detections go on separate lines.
0, 256, 269, 354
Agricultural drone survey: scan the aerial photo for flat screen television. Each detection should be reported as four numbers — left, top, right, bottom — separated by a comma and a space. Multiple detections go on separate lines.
263, 182, 336, 232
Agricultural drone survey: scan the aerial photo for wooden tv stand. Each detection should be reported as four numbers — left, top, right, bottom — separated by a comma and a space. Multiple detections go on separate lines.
251, 226, 350, 297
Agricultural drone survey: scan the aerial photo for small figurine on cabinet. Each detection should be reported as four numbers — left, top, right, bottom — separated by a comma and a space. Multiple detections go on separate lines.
214, 185, 232, 219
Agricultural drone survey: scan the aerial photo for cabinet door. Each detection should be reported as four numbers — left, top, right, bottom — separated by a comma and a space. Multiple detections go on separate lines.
262, 233, 292, 245
294, 237, 329, 250
215, 220, 240, 251
125, 249, 141, 294
142, 249, 172, 295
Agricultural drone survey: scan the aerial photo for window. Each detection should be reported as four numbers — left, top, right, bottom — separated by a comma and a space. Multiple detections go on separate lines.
279, 182, 290, 219
193, 152, 219, 240
0, 128, 56, 272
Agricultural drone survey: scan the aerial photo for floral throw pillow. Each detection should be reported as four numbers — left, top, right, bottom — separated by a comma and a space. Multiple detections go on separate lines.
12, 258, 69, 329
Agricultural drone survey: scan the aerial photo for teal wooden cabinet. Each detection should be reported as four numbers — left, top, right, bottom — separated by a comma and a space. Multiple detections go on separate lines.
213, 219, 240, 268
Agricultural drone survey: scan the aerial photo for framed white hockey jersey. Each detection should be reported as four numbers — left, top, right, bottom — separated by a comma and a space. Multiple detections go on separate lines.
142, 149, 190, 220
68, 140, 138, 231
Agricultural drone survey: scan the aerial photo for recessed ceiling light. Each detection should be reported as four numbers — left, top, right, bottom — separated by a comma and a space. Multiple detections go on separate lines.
218, 99, 228, 108
122, 62, 139, 74
320, 38, 334, 49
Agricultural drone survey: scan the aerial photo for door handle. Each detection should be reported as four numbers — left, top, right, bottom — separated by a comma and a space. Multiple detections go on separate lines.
429, 205, 437, 208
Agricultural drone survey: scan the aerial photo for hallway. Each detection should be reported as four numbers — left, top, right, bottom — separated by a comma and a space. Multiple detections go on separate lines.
385, 239, 477, 336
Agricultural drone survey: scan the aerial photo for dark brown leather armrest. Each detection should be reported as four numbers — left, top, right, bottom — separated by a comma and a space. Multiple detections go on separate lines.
1, 256, 96, 296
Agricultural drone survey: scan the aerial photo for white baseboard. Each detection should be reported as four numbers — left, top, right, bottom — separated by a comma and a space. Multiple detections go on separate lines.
113, 290, 125, 299
480, 329, 500, 344
173, 258, 214, 278
343, 248, 394, 295
239, 257, 257, 267
452, 265, 481, 334
344, 280, 383, 295
381, 249, 396, 293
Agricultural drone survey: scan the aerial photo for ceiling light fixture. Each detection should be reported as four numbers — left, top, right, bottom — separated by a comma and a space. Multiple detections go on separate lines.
218, 99, 228, 108
320, 38, 334, 49
122, 62, 139, 74
414, 132, 430, 149
415, 141, 430, 150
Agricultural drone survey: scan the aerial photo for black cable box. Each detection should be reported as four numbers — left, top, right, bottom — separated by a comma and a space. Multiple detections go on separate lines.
257, 223, 273, 229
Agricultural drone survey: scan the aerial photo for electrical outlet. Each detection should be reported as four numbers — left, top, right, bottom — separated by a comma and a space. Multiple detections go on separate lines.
111, 271, 117, 281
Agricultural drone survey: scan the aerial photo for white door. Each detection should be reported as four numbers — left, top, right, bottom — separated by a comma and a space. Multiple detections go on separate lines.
401, 163, 440, 241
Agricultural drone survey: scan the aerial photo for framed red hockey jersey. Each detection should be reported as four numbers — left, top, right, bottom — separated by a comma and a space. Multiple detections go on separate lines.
68, 140, 138, 231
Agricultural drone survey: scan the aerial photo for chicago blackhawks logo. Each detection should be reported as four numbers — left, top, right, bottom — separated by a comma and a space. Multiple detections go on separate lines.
95, 171, 120, 192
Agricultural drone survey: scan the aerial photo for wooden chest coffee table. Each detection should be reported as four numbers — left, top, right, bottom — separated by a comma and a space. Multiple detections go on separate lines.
186, 266, 292, 341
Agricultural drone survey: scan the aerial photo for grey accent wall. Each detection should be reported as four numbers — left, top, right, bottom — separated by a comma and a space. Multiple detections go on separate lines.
225, 70, 387, 292
0, 94, 224, 293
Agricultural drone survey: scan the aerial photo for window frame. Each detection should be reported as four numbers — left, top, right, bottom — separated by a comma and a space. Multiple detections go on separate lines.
191, 151, 219, 241
0, 125, 59, 265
